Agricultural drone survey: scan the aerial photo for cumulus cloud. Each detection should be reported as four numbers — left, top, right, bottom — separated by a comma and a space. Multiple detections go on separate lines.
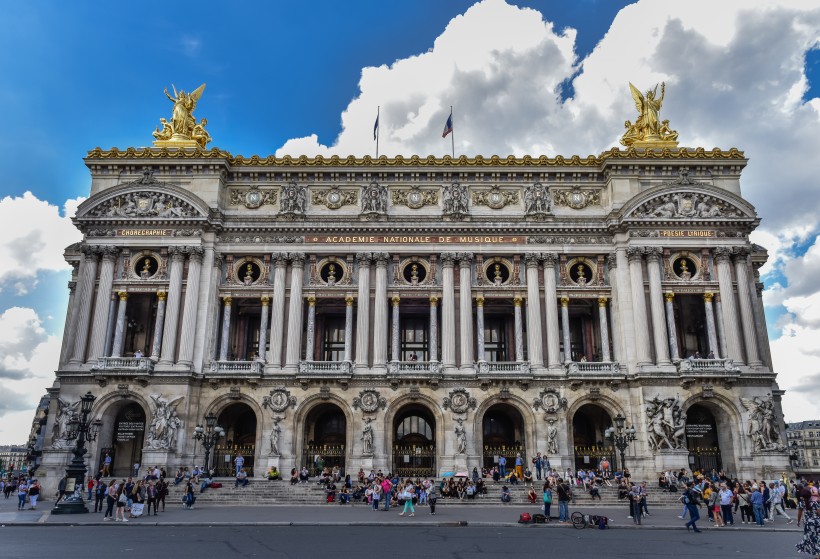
0, 192, 84, 292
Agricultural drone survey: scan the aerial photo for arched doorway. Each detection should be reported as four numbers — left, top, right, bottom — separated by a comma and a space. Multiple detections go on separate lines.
481, 404, 526, 471
686, 404, 722, 474
302, 403, 347, 476
212, 403, 257, 476
392, 405, 436, 478
572, 404, 616, 471
97, 402, 146, 477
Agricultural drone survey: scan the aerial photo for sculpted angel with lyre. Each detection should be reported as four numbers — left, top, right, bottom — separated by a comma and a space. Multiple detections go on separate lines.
153, 83, 211, 147
620, 82, 678, 147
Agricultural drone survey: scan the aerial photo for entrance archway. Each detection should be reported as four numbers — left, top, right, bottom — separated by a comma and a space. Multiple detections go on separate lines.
686, 404, 722, 474
481, 404, 526, 471
302, 403, 346, 476
392, 405, 436, 478
572, 404, 616, 471
97, 402, 146, 477
213, 403, 257, 476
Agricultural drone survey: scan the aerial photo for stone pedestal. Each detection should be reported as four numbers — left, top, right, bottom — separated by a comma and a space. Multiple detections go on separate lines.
141, 449, 176, 471
654, 449, 690, 473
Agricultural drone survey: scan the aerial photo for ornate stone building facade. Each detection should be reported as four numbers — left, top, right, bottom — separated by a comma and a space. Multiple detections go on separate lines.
39, 132, 791, 489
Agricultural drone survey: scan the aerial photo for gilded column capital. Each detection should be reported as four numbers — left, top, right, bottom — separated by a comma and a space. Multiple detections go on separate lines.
118, 291, 129, 301
157, 291, 167, 301
524, 253, 541, 268
713, 247, 733, 263
513, 296, 522, 307
307, 296, 316, 306
645, 246, 664, 261
560, 296, 569, 307
345, 295, 355, 306
223, 296, 232, 305
703, 292, 714, 303
626, 246, 645, 262
475, 295, 485, 307
440, 252, 457, 267
429, 295, 439, 306
598, 296, 608, 307
664, 292, 675, 303
542, 252, 558, 268
391, 295, 401, 306
261, 296, 270, 306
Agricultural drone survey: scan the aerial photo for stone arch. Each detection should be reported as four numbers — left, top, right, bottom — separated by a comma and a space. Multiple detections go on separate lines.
204, 394, 264, 476
472, 395, 537, 467
383, 393, 445, 477
292, 394, 355, 475
566, 396, 625, 472
75, 176, 211, 220
681, 393, 745, 476
619, 182, 757, 222
91, 391, 152, 477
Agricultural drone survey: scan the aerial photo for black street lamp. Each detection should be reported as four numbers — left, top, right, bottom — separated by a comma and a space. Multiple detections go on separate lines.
605, 413, 637, 472
52, 391, 102, 515
192, 412, 224, 473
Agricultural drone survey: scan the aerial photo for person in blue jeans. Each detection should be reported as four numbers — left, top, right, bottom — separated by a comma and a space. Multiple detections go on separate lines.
557, 479, 570, 522
682, 482, 701, 532
750, 486, 766, 526
499, 456, 507, 478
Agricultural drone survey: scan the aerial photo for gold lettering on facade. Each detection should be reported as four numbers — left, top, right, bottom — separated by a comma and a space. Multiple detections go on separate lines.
117, 229, 172, 236
306, 234, 523, 244
658, 230, 716, 238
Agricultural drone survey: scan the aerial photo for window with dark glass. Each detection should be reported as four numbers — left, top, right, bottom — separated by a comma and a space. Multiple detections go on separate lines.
400, 316, 428, 361
483, 317, 507, 361
321, 316, 345, 361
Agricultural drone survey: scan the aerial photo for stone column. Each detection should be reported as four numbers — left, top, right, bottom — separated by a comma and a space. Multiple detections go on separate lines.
103, 292, 118, 357
645, 248, 671, 365
598, 297, 611, 362
150, 292, 167, 360
459, 254, 474, 367
344, 295, 354, 363
614, 249, 637, 366
218, 296, 232, 361
543, 254, 561, 369
391, 295, 400, 362
268, 253, 288, 367
513, 296, 524, 363
159, 247, 186, 365
714, 294, 728, 359
441, 254, 456, 368
429, 295, 439, 363
284, 254, 306, 368
664, 293, 680, 361
627, 247, 652, 365
258, 296, 270, 362
177, 247, 204, 367
524, 254, 544, 367
703, 292, 719, 358
606, 255, 625, 364
560, 296, 571, 363
305, 296, 316, 361
111, 292, 128, 357
714, 247, 744, 363
87, 247, 118, 362
733, 248, 762, 366
372, 253, 389, 369
475, 295, 485, 362
354, 253, 372, 368
59, 276, 79, 367
69, 247, 100, 364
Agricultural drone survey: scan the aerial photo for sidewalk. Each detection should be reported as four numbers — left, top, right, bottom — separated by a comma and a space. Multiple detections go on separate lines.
0, 495, 803, 530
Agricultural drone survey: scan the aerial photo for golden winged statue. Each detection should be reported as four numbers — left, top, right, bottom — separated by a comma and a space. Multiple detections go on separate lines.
153, 83, 211, 148
620, 82, 678, 148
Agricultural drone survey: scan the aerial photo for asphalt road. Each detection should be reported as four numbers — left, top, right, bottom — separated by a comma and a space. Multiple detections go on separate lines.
0, 526, 806, 559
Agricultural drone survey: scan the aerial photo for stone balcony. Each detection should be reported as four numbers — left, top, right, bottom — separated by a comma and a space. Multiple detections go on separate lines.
677, 358, 740, 373
387, 361, 442, 375
566, 361, 621, 375
475, 361, 531, 377
297, 360, 353, 377
92, 356, 154, 373
207, 360, 263, 375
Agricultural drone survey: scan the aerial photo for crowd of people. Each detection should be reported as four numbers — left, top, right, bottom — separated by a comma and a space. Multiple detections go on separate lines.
1, 476, 42, 510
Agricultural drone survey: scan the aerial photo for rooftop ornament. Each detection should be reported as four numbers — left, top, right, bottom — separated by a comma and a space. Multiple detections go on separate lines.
620, 82, 679, 149
153, 83, 211, 149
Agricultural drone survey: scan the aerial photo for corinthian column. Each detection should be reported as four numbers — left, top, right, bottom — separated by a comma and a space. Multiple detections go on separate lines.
111, 292, 129, 357
103, 292, 118, 358
441, 254, 456, 368
513, 296, 524, 362
524, 254, 543, 367
258, 296, 270, 362
305, 296, 316, 361
733, 248, 762, 366
714, 247, 744, 363
87, 247, 118, 362
459, 253, 474, 368
284, 254, 306, 368
344, 295, 354, 363
372, 253, 389, 369
354, 253, 372, 369
475, 295, 485, 362
268, 253, 288, 367
218, 296, 232, 361
598, 297, 611, 362
391, 296, 400, 362
159, 247, 186, 365
177, 247, 204, 367
664, 293, 680, 361
429, 295, 439, 363
714, 294, 728, 360
627, 247, 652, 365
543, 253, 561, 369
645, 248, 670, 365
703, 292, 719, 358
70, 246, 100, 364
560, 296, 571, 362
150, 292, 167, 360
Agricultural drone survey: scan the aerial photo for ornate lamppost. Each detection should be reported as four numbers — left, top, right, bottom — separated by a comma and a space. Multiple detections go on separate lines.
605, 413, 637, 472
52, 391, 102, 514
192, 413, 224, 473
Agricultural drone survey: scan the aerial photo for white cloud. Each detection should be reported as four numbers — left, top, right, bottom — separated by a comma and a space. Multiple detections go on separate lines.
0, 192, 84, 291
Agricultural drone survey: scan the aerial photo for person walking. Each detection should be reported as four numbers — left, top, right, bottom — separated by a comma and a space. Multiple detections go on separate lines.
750, 485, 766, 526
796, 496, 820, 558
16, 479, 28, 511
27, 479, 40, 510
428, 482, 438, 515
56, 476, 67, 504
115, 480, 128, 522
94, 479, 107, 513
557, 478, 571, 523
399, 481, 415, 517
719, 483, 735, 526
682, 481, 702, 533
103, 480, 117, 521
629, 483, 642, 525
768, 481, 794, 524
146, 480, 158, 516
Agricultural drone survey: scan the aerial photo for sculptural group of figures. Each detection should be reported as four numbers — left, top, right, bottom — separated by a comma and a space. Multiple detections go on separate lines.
620, 82, 679, 147
97, 192, 195, 218
153, 84, 212, 148
645, 395, 687, 451
361, 182, 388, 214
442, 183, 469, 217
51, 398, 81, 449
279, 182, 307, 215
638, 193, 726, 219
147, 395, 183, 450
523, 182, 552, 216
741, 396, 785, 452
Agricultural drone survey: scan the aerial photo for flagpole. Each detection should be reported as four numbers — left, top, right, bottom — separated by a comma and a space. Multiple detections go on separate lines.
450, 106, 455, 158
376, 106, 380, 159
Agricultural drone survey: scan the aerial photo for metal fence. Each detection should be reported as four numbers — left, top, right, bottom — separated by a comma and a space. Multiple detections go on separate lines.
482, 444, 526, 472
301, 444, 346, 477
212, 444, 255, 477
392, 445, 436, 478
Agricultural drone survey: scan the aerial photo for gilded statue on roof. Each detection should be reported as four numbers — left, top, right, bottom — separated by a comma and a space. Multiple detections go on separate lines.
153, 83, 211, 148
620, 82, 678, 148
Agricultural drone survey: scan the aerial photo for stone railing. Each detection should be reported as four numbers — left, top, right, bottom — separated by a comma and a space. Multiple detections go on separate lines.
298, 360, 353, 376
387, 361, 442, 375
566, 361, 620, 375
208, 360, 263, 375
678, 358, 739, 373
93, 357, 154, 373
476, 361, 531, 376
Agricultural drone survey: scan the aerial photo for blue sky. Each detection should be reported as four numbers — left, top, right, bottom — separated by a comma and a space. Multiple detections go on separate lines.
0, 0, 819, 443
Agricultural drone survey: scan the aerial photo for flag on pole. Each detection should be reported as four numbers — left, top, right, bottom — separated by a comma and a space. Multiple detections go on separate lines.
373, 113, 379, 141
442, 111, 453, 138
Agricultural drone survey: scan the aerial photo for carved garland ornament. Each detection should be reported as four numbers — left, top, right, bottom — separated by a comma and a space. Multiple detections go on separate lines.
532, 388, 568, 414
229, 185, 278, 209
262, 387, 297, 413
312, 185, 357, 209
443, 388, 477, 414
352, 389, 387, 413
552, 187, 601, 210
471, 185, 519, 209
392, 186, 439, 209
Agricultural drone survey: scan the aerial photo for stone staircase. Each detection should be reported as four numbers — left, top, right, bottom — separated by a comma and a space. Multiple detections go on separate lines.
167, 478, 684, 507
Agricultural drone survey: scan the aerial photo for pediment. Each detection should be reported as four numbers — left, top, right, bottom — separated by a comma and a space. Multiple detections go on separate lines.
76, 169, 209, 220
622, 184, 756, 222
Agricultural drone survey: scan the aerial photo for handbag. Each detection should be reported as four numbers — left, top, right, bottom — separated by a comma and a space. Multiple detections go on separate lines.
118, 492, 127, 504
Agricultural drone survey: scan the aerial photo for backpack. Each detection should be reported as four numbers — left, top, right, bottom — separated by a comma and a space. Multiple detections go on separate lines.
518, 512, 532, 524
533, 513, 547, 524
